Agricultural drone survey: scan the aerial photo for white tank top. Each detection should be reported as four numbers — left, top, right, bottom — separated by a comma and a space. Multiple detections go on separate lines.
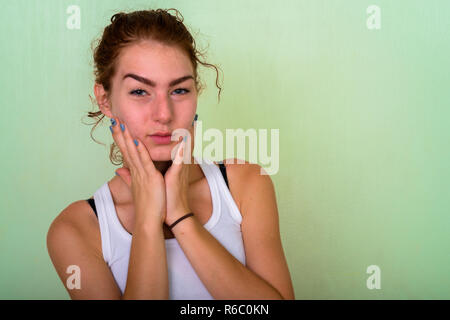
92, 156, 246, 299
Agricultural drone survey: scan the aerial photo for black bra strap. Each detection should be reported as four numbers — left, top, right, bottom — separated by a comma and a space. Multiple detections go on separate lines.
218, 160, 229, 190
86, 198, 97, 217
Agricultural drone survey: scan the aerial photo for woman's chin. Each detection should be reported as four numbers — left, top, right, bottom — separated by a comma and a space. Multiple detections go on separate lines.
148, 146, 174, 161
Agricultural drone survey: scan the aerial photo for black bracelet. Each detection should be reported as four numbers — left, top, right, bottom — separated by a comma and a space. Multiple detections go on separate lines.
168, 212, 194, 230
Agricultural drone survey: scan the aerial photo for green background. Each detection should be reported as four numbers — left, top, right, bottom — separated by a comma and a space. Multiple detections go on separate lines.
1, 0, 449, 299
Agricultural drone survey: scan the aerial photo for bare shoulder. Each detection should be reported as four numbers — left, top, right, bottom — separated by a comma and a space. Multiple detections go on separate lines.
220, 158, 270, 185
46, 200, 121, 299
214, 158, 270, 214
47, 199, 102, 257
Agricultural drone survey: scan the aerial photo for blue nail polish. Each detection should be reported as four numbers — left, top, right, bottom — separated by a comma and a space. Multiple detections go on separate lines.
109, 125, 113, 133
115, 171, 119, 176
111, 118, 116, 126
134, 139, 138, 146
120, 123, 125, 132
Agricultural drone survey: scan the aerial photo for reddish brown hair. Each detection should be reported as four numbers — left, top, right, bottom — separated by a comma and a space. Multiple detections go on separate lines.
84, 8, 223, 165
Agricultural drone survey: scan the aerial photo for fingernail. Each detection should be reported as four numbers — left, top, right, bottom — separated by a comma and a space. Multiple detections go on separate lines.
115, 171, 119, 176
192, 113, 198, 126
109, 125, 113, 133
110, 118, 116, 126
120, 123, 125, 132
134, 139, 138, 146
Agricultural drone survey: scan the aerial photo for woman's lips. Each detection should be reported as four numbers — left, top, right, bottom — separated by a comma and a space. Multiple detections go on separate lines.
149, 135, 172, 144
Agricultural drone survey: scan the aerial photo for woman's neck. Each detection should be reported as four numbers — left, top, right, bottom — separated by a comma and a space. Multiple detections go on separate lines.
152, 160, 173, 176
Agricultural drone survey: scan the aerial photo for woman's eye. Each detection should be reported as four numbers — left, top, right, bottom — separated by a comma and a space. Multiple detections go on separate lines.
130, 89, 147, 96
129, 88, 190, 97
173, 88, 190, 95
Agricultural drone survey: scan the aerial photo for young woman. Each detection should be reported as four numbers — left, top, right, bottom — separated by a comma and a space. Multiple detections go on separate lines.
47, 8, 295, 300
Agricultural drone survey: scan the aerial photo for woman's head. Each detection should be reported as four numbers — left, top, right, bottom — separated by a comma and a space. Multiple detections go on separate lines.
87, 8, 222, 164
95, 39, 197, 163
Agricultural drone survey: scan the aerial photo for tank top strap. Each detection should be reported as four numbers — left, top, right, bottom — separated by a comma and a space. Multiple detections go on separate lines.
195, 157, 243, 225
92, 182, 114, 266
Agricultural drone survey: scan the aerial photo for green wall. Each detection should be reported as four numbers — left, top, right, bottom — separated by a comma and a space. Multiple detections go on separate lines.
0, 0, 449, 299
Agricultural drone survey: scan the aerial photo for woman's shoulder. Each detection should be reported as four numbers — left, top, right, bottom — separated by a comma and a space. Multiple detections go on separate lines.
54, 199, 99, 227
212, 158, 252, 184
47, 199, 102, 254
214, 158, 264, 179
212, 158, 268, 215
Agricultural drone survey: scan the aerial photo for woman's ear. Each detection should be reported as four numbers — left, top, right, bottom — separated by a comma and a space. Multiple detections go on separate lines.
94, 82, 113, 118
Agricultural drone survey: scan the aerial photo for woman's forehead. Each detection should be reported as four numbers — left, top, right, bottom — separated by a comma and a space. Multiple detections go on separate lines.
117, 43, 193, 75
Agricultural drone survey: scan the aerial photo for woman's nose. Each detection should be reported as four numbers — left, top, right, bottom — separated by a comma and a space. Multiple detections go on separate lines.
152, 99, 173, 123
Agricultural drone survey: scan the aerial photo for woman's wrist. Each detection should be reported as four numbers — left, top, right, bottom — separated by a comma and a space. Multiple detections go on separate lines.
166, 208, 193, 226
135, 212, 165, 230
168, 212, 195, 230
170, 213, 198, 237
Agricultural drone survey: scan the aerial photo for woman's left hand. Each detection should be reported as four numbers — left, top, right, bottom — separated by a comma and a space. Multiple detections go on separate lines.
164, 135, 192, 227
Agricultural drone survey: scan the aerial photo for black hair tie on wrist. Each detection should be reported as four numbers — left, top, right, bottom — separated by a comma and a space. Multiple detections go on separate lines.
169, 212, 194, 230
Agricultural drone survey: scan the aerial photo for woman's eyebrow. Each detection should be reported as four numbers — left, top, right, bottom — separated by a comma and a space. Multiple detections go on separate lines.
122, 73, 194, 87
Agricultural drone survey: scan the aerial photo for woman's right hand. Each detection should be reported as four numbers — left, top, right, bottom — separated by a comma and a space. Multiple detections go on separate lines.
110, 117, 166, 226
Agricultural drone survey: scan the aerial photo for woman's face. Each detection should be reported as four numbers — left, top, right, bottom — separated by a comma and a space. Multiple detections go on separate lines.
98, 40, 197, 162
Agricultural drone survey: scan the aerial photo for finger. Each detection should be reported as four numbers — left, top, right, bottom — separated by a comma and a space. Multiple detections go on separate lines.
134, 137, 157, 174
172, 135, 186, 166
115, 117, 144, 175
115, 167, 132, 188
110, 118, 134, 174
